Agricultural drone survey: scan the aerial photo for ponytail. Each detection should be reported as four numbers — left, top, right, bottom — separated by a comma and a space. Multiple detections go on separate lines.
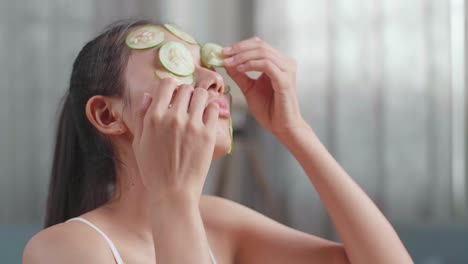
45, 92, 117, 228
44, 19, 153, 228
45, 94, 86, 227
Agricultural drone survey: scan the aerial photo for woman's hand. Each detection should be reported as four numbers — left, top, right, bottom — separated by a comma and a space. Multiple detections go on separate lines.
131, 78, 220, 204
223, 37, 305, 138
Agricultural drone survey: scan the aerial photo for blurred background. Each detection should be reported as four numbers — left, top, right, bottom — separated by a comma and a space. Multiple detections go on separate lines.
1, 0, 467, 263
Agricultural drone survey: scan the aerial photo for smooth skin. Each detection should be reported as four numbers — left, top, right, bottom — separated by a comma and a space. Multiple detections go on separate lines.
23, 30, 413, 264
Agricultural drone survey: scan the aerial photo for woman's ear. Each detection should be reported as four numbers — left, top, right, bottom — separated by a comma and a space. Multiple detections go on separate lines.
85, 95, 127, 136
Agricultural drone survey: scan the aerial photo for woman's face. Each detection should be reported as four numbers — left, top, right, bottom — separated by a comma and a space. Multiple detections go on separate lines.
122, 27, 231, 160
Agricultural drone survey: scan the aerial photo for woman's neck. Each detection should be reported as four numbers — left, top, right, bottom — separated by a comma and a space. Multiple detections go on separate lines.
101, 149, 154, 242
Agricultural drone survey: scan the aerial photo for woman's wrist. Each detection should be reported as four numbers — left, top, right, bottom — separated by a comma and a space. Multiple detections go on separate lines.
150, 190, 209, 263
273, 118, 312, 148
150, 189, 200, 212
150, 192, 201, 231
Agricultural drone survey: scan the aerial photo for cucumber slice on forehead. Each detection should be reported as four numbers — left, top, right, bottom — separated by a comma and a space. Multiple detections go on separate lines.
126, 25, 165, 50
159, 41, 195, 76
154, 69, 194, 86
201, 43, 225, 67
163, 24, 198, 45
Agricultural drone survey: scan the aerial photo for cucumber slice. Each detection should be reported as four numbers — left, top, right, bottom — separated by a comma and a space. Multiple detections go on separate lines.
154, 69, 193, 86
223, 84, 231, 95
228, 93, 232, 108
159, 41, 195, 76
201, 43, 225, 67
228, 117, 233, 154
226, 87, 233, 154
126, 25, 165, 50
163, 24, 198, 45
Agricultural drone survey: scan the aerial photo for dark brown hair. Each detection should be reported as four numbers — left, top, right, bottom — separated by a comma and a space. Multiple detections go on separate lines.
44, 19, 154, 228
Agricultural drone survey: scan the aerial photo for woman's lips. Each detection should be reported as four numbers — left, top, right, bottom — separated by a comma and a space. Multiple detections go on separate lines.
209, 98, 230, 119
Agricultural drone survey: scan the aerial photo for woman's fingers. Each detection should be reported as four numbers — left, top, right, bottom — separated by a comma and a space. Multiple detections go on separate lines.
223, 36, 291, 65
204, 102, 219, 130
224, 48, 286, 71
224, 67, 255, 94
237, 59, 283, 84
172, 84, 193, 113
188, 88, 209, 121
224, 36, 277, 56
133, 93, 152, 142
223, 36, 295, 95
152, 77, 178, 112
140, 79, 219, 136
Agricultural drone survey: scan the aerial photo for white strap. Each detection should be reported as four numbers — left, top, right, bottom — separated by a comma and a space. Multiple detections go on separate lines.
209, 247, 217, 264
67, 217, 124, 264
67, 217, 218, 264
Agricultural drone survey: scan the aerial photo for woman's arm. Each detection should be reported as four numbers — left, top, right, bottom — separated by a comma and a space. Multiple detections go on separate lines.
132, 80, 220, 263
223, 36, 413, 264
276, 122, 413, 264
151, 196, 212, 263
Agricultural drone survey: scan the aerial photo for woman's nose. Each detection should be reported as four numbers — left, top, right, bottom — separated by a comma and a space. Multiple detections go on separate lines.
194, 67, 224, 93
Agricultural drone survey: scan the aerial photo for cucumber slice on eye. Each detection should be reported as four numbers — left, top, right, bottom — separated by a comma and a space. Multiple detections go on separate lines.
159, 41, 195, 76
126, 25, 165, 50
154, 69, 194, 86
163, 24, 198, 45
201, 43, 225, 67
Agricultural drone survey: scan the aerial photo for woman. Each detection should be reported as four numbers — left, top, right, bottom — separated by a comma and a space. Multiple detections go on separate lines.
23, 19, 413, 264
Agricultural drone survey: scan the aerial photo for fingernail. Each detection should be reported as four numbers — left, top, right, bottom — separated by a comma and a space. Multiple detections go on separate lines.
224, 57, 234, 65
223, 46, 232, 54
142, 93, 151, 107
237, 64, 246, 72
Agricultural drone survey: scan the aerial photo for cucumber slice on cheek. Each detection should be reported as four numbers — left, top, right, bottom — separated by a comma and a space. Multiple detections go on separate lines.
154, 69, 194, 86
228, 117, 233, 154
159, 41, 195, 77
126, 25, 165, 50
201, 43, 225, 67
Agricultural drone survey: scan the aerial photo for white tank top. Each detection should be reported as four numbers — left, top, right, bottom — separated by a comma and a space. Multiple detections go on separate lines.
67, 217, 217, 264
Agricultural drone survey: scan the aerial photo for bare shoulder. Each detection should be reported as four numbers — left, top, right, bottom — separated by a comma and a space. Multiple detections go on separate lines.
199, 195, 268, 234
200, 194, 295, 244
200, 195, 248, 229
23, 220, 114, 264
200, 194, 292, 234
200, 195, 348, 264
200, 194, 300, 233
